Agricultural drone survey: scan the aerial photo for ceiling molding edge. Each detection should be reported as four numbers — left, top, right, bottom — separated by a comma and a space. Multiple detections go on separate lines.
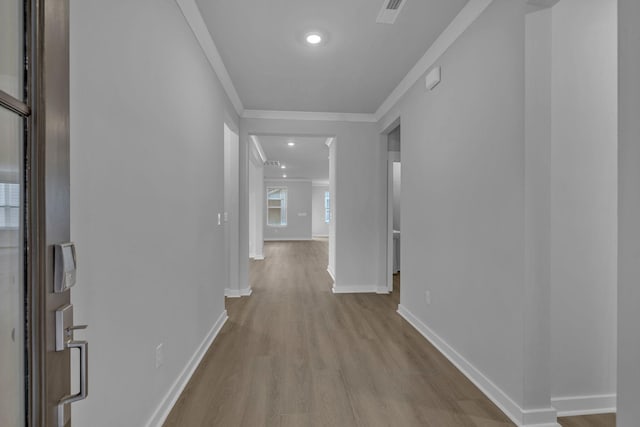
526, 0, 560, 9
242, 109, 378, 123
175, 0, 493, 125
250, 135, 268, 163
373, 0, 494, 121
312, 180, 330, 187
175, 0, 244, 116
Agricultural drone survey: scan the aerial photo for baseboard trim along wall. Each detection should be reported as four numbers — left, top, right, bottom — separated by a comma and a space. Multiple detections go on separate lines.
332, 284, 379, 294
551, 394, 616, 417
326, 266, 335, 282
224, 287, 253, 298
145, 310, 228, 427
263, 237, 313, 241
253, 255, 265, 261
397, 304, 560, 427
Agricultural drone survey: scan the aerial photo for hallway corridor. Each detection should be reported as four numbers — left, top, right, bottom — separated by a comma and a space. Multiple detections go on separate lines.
164, 240, 514, 426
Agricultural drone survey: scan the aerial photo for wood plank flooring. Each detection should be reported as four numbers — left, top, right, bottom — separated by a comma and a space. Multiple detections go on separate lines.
558, 414, 615, 427
164, 240, 614, 427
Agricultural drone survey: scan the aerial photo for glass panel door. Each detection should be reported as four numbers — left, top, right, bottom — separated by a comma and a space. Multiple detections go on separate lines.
0, 107, 25, 427
0, 0, 25, 100
0, 0, 27, 424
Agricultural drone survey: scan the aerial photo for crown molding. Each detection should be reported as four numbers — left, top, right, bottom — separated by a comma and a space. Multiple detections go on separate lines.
242, 109, 378, 123
312, 180, 330, 187
374, 0, 494, 121
176, 0, 493, 125
175, 0, 244, 116
526, 0, 561, 9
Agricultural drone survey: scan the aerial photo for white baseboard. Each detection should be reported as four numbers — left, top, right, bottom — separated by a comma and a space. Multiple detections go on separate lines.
224, 287, 253, 298
332, 284, 379, 294
397, 305, 559, 427
552, 394, 616, 417
376, 286, 390, 294
326, 266, 335, 282
145, 310, 228, 427
253, 254, 265, 260
264, 237, 312, 241
313, 234, 329, 238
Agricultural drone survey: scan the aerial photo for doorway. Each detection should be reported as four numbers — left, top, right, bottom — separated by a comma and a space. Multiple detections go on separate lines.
247, 134, 333, 285
386, 125, 401, 299
2, 0, 76, 424
224, 123, 242, 297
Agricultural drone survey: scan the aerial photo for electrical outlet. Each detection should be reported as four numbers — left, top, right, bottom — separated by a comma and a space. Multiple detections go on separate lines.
425, 291, 431, 305
155, 343, 164, 368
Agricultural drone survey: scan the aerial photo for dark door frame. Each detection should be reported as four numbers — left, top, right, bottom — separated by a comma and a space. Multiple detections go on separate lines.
2, 0, 73, 425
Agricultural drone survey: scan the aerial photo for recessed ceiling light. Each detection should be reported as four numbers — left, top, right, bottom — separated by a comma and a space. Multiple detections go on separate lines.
283, 174, 287, 178
305, 32, 323, 46
281, 165, 286, 169
287, 142, 295, 147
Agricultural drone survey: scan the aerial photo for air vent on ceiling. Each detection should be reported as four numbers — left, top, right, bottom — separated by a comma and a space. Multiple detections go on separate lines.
376, 0, 406, 24
264, 160, 281, 167
386, 0, 403, 10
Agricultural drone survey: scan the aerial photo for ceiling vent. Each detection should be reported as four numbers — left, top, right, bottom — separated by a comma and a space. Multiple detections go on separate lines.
376, 0, 407, 24
264, 160, 281, 167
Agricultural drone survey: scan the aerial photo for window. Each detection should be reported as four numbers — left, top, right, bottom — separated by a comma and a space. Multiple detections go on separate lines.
324, 191, 330, 224
267, 187, 287, 226
0, 183, 20, 229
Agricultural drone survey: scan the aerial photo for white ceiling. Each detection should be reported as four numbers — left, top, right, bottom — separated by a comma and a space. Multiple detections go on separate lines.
196, 0, 469, 114
256, 135, 329, 181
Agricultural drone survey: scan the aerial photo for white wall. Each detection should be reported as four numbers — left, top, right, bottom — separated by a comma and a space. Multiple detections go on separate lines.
328, 141, 337, 279
379, 1, 556, 422
248, 139, 265, 259
264, 180, 312, 240
248, 157, 256, 257
618, 0, 640, 425
240, 119, 384, 292
523, 5, 553, 413
312, 185, 329, 237
224, 124, 240, 293
69, 0, 236, 425
550, 0, 618, 412
392, 162, 401, 231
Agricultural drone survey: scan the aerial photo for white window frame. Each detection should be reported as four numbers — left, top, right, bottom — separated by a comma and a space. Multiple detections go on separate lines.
266, 186, 288, 227
0, 182, 20, 230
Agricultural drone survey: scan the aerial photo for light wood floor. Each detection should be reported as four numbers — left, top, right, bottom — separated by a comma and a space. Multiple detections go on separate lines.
165, 240, 615, 427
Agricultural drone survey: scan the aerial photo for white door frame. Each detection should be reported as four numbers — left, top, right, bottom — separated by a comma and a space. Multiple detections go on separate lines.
387, 151, 401, 292
249, 135, 265, 260
380, 115, 401, 294
224, 124, 244, 296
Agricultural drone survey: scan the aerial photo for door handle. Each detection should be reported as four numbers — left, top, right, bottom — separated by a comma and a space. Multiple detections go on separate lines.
57, 340, 88, 426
